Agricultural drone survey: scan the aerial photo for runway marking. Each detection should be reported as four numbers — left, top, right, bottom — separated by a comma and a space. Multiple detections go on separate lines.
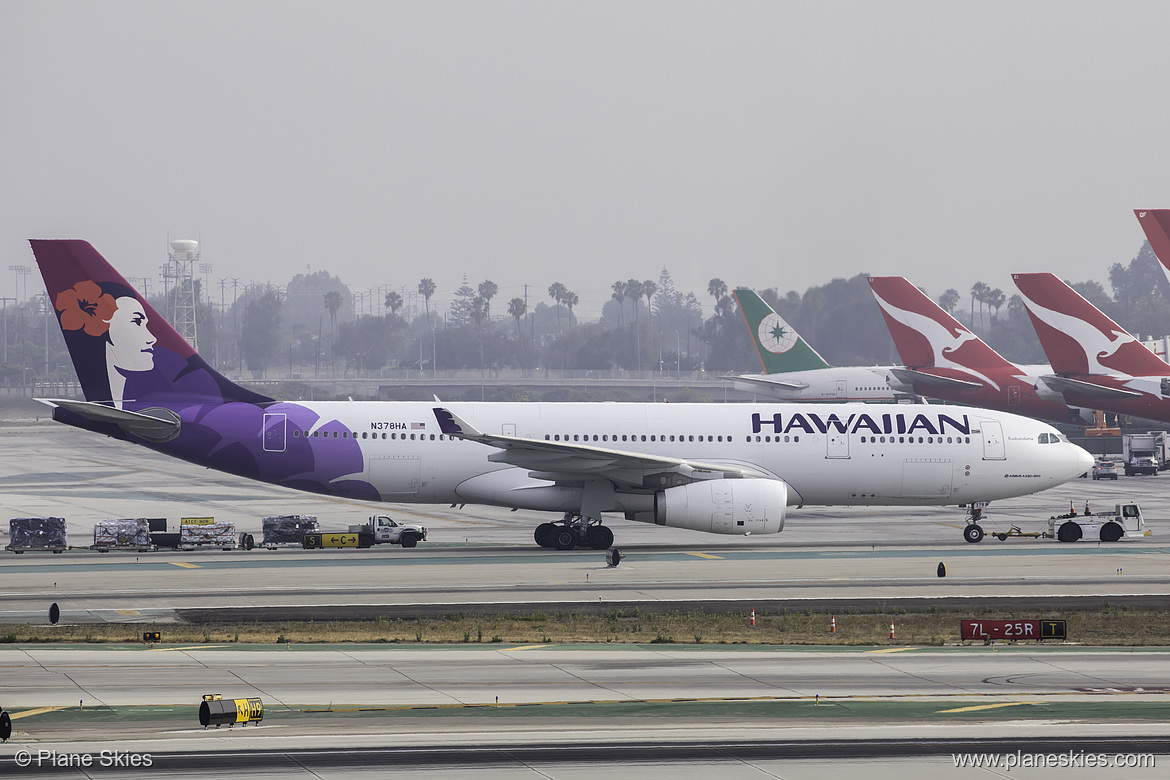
863, 648, 917, 654
936, 701, 1042, 713
9, 706, 67, 719
169, 562, 201, 568
506, 645, 550, 651
684, 552, 723, 559
148, 645, 230, 652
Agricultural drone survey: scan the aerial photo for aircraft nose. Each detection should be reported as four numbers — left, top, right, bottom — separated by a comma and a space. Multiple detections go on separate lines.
1073, 445, 1094, 476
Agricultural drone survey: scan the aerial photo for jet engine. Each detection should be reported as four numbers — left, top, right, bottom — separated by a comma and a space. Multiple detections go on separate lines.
651, 479, 786, 535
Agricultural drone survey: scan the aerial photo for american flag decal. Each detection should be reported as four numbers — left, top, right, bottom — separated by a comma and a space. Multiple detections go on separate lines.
411, 422, 426, 430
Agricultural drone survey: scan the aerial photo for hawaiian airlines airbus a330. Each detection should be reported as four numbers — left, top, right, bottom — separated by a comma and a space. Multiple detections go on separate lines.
29, 240, 1092, 547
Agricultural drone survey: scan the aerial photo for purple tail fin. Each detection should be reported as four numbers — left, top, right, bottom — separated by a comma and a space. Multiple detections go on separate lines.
29, 239, 270, 407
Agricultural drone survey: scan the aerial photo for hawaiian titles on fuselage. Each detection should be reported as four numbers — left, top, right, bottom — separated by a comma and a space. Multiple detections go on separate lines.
751, 412, 972, 436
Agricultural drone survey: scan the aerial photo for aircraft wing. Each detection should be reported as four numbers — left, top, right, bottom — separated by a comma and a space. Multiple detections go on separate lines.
1038, 375, 1144, 400
887, 367, 984, 390
728, 374, 809, 390
433, 407, 772, 489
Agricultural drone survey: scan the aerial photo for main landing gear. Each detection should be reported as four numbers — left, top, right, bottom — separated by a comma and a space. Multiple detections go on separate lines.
534, 514, 614, 551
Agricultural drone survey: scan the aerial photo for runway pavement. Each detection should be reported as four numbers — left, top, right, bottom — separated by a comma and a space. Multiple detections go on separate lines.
2, 422, 1169, 623
2, 418, 1168, 777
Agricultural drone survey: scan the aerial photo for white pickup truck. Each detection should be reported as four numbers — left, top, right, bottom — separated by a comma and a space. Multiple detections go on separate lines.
303, 515, 427, 549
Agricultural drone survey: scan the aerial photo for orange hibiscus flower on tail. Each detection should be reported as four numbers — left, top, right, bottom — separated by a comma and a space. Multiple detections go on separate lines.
55, 281, 117, 337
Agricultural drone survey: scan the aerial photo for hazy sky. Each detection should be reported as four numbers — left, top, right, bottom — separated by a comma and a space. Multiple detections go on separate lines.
5, 1, 1170, 321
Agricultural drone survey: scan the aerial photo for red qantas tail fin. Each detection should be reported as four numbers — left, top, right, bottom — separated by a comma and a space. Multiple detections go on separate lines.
1012, 272, 1168, 377
867, 276, 1016, 371
1134, 210, 1170, 270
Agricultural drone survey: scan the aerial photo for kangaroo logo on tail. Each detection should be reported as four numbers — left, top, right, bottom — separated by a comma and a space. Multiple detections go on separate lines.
867, 277, 1007, 390
1012, 272, 1169, 377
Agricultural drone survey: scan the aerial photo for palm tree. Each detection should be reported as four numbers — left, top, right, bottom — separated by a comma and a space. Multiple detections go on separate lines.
478, 280, 498, 317
707, 278, 727, 306
418, 278, 436, 371
625, 279, 645, 324
323, 291, 342, 338
938, 288, 960, 314
626, 279, 645, 371
384, 290, 403, 317
471, 296, 488, 375
548, 281, 568, 334
323, 290, 342, 372
970, 281, 989, 331
707, 278, 727, 337
611, 280, 626, 324
643, 279, 658, 342
987, 288, 1006, 325
564, 290, 578, 328
507, 297, 526, 341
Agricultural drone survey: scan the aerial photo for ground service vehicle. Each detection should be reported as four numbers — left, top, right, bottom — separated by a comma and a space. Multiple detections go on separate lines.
1092, 460, 1119, 480
1048, 502, 1147, 542
1123, 433, 1163, 476
303, 515, 427, 549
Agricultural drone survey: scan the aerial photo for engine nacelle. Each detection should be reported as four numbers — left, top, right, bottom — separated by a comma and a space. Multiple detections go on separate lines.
653, 479, 786, 535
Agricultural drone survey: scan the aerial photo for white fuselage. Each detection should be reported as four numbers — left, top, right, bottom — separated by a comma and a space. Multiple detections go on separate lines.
272, 400, 1092, 511
732, 366, 900, 401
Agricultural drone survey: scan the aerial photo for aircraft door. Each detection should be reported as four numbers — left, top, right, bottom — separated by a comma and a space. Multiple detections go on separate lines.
835, 379, 847, 398
901, 459, 953, 498
368, 456, 421, 497
1008, 385, 1021, 405
826, 431, 850, 458
502, 423, 516, 436
262, 413, 287, 453
981, 420, 1006, 460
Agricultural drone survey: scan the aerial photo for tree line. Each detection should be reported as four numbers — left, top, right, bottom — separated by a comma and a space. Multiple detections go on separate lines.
7, 241, 1168, 386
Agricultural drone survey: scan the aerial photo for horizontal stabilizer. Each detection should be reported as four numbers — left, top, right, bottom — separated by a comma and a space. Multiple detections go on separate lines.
729, 374, 810, 391
1038, 375, 1144, 400
887, 367, 984, 390
41, 399, 181, 442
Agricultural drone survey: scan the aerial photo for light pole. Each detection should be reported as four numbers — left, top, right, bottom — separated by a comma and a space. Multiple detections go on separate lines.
0, 297, 14, 366
674, 330, 680, 378
9, 265, 30, 303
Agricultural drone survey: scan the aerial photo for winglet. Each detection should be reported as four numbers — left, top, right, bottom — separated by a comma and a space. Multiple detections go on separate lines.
433, 407, 482, 438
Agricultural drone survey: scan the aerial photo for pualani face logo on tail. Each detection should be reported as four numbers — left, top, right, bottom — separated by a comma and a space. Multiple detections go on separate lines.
757, 313, 799, 354
55, 280, 157, 408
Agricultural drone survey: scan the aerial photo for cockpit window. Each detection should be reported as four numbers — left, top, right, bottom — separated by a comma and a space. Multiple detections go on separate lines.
1037, 433, 1050, 444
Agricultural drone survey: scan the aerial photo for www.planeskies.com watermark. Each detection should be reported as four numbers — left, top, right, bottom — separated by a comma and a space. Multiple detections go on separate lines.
953, 750, 1155, 771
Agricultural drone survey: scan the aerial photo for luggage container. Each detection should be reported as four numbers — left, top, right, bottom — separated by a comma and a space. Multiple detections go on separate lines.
6, 517, 67, 554
93, 518, 154, 552
262, 515, 319, 549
